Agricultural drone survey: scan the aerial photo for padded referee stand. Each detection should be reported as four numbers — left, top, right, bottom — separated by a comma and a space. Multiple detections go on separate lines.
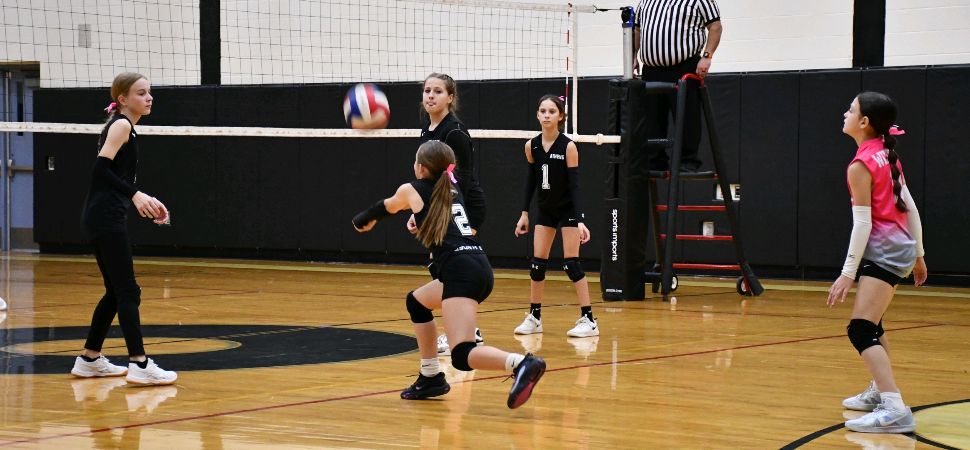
601, 77, 763, 301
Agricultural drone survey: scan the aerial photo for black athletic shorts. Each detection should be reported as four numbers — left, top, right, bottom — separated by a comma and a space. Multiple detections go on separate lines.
855, 259, 903, 287
439, 253, 494, 303
535, 206, 578, 229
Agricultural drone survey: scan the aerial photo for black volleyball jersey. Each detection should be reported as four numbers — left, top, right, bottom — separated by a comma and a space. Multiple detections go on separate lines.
82, 114, 138, 236
420, 113, 486, 227
529, 133, 572, 211
410, 178, 485, 264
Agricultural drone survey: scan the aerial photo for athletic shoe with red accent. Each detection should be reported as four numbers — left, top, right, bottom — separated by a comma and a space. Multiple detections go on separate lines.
507, 353, 546, 409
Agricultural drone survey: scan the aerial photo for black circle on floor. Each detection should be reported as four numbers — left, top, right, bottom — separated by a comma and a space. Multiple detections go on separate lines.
0, 325, 417, 375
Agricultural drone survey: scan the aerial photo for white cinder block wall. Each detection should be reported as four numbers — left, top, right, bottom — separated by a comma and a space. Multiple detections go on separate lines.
1, 0, 969, 87
885, 0, 970, 66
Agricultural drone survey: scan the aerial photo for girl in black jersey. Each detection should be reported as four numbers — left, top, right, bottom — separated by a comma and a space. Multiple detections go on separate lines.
417, 73, 486, 231
514, 95, 597, 339
414, 73, 487, 354
353, 140, 545, 409
70, 72, 177, 385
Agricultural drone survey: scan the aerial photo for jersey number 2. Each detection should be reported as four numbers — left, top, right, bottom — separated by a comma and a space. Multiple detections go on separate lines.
541, 164, 551, 190
452, 204, 474, 236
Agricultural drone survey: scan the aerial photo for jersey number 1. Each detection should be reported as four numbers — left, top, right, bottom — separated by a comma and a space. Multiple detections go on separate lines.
541, 164, 551, 190
452, 204, 474, 236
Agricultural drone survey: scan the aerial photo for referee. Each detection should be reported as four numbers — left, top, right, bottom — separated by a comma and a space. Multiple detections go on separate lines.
633, 0, 722, 173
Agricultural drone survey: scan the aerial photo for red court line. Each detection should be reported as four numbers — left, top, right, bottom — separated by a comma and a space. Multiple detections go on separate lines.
0, 322, 943, 447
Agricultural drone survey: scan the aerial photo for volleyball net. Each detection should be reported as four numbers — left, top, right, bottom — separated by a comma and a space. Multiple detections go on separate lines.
0, 0, 617, 136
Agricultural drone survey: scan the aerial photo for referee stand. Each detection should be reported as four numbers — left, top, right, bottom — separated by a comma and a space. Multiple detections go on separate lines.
601, 32, 763, 301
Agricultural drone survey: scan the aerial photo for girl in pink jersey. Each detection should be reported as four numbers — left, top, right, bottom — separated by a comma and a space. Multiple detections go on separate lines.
827, 92, 927, 434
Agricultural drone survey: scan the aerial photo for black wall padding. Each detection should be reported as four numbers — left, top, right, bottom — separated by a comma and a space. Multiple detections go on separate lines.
739, 73, 799, 266
924, 66, 969, 273
797, 70, 862, 268
31, 66, 970, 279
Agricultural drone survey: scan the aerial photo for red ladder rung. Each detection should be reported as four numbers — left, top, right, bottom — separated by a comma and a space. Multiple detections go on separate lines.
672, 263, 741, 271
659, 234, 733, 241
656, 205, 727, 212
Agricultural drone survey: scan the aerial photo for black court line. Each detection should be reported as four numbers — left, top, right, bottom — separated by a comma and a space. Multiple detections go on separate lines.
780, 398, 970, 449
0, 322, 946, 447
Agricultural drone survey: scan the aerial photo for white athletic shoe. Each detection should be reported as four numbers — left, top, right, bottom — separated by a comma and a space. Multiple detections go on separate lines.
71, 356, 128, 378
126, 359, 177, 386
845, 402, 916, 434
0, 297, 7, 311
566, 316, 599, 337
437, 328, 484, 356
843, 381, 881, 411
513, 313, 543, 335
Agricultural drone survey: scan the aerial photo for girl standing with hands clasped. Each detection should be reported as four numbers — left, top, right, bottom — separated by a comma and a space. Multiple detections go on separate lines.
353, 140, 545, 409
70, 72, 177, 386
513, 95, 596, 338
828, 91, 927, 433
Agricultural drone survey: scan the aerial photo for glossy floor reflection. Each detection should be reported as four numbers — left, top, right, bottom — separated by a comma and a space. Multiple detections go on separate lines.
0, 254, 967, 449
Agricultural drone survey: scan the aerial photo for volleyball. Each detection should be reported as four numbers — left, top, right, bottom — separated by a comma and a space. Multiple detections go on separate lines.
343, 83, 390, 129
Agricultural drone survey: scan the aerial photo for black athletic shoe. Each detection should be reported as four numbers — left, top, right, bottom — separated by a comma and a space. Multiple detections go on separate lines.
400, 372, 450, 400
507, 354, 546, 409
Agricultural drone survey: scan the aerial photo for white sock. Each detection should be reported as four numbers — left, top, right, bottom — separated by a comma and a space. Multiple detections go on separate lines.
505, 353, 525, 372
420, 358, 440, 377
880, 391, 905, 410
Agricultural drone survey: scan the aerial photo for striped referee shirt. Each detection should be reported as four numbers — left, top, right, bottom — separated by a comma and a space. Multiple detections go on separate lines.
635, 0, 721, 67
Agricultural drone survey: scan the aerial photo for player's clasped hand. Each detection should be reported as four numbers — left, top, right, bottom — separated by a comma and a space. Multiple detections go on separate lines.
132, 192, 165, 220
827, 275, 854, 307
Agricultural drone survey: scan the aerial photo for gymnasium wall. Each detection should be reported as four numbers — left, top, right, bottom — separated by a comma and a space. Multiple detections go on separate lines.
33, 64, 970, 279
6, 1, 970, 87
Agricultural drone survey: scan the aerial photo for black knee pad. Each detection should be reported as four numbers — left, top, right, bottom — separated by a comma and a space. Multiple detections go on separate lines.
427, 260, 440, 280
530, 257, 548, 282
563, 257, 585, 282
847, 319, 882, 354
450, 341, 477, 371
406, 291, 434, 324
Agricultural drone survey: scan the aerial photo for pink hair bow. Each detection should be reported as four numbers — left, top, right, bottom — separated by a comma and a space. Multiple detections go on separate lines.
104, 102, 117, 113
888, 125, 905, 136
558, 95, 566, 101
446, 164, 457, 183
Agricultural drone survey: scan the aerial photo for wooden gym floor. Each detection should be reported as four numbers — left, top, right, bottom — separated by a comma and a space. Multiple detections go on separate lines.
0, 254, 967, 449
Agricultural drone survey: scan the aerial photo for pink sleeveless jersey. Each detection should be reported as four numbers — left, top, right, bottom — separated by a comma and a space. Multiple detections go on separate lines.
847, 137, 916, 277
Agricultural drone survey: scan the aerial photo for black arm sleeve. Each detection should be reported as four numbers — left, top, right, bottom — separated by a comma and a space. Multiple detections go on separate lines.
93, 156, 138, 198
352, 199, 392, 228
522, 163, 536, 212
445, 128, 474, 201
567, 167, 584, 221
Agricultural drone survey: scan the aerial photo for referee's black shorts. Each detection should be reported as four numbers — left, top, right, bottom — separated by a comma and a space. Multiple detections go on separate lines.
440, 253, 494, 303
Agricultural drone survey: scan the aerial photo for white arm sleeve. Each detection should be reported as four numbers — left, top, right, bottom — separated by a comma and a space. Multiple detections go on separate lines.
901, 185, 925, 257
841, 206, 872, 279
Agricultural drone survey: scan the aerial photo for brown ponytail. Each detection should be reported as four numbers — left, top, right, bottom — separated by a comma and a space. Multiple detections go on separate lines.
415, 140, 457, 247
857, 91, 907, 212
